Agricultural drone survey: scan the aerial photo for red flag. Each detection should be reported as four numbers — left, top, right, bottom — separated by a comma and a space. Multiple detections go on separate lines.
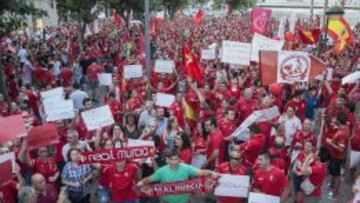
28, 123, 59, 150
183, 45, 203, 81
251, 8, 272, 35
192, 9, 203, 25
259, 51, 325, 85
0, 115, 26, 143
298, 28, 321, 44
113, 10, 122, 28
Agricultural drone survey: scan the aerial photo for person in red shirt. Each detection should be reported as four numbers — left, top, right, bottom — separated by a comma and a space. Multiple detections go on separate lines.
291, 118, 317, 152
103, 160, 139, 203
350, 122, 360, 180
284, 90, 306, 121
105, 92, 122, 124
204, 118, 225, 169
236, 88, 257, 123
174, 132, 192, 164
326, 112, 350, 197
59, 66, 74, 87
86, 62, 104, 101
239, 125, 266, 167
216, 149, 248, 203
217, 109, 236, 141
252, 151, 290, 201
268, 136, 289, 174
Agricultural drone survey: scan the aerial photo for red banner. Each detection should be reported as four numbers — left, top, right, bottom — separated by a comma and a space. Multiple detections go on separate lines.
28, 123, 59, 150
0, 160, 13, 188
0, 114, 26, 143
139, 177, 217, 197
251, 8, 272, 35
81, 146, 154, 164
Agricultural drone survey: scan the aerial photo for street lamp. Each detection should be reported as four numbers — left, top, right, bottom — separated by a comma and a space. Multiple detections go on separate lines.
317, 5, 345, 57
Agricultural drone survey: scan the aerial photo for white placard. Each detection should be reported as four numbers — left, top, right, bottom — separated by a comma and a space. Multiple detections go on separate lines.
154, 60, 174, 74
81, 105, 115, 131
128, 139, 155, 147
342, 71, 360, 85
350, 150, 360, 168
315, 68, 333, 81
208, 43, 217, 49
221, 41, 251, 66
277, 51, 311, 83
98, 73, 112, 86
40, 87, 64, 100
191, 154, 207, 169
251, 33, 284, 62
0, 152, 16, 172
214, 175, 250, 197
124, 65, 143, 79
257, 106, 280, 122
155, 93, 175, 108
201, 49, 216, 60
231, 111, 262, 139
44, 100, 75, 121
248, 192, 280, 203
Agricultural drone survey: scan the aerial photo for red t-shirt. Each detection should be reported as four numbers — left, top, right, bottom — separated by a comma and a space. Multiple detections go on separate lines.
60, 67, 73, 87
307, 161, 327, 197
216, 162, 248, 203
252, 166, 288, 197
206, 129, 225, 168
329, 126, 350, 159
240, 134, 266, 167
351, 123, 360, 151
26, 90, 39, 114
32, 158, 58, 182
0, 180, 17, 203
217, 117, 236, 139
104, 164, 138, 202
193, 133, 206, 153
236, 99, 257, 122
268, 147, 289, 174
291, 131, 317, 150
180, 148, 192, 164
87, 64, 104, 82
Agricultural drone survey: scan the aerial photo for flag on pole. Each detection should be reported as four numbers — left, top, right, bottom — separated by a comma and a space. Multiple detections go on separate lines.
298, 28, 321, 44
259, 51, 325, 85
327, 17, 353, 53
251, 8, 272, 35
192, 9, 203, 25
183, 45, 203, 81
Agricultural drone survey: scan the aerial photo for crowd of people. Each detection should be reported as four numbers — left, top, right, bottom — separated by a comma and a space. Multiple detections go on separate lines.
0, 9, 360, 203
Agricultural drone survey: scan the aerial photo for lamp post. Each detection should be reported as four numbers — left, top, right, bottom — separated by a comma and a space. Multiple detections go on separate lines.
317, 5, 345, 57
144, 0, 151, 82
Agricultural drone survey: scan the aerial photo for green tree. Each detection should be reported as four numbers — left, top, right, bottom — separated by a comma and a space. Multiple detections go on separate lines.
161, 0, 189, 18
213, 0, 257, 13
106, 0, 144, 28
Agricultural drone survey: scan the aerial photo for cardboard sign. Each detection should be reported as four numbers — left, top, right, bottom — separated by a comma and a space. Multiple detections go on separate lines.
231, 111, 262, 139
214, 175, 250, 198
221, 41, 251, 66
0, 115, 27, 143
201, 49, 216, 60
81, 105, 115, 131
81, 146, 154, 164
128, 139, 155, 147
257, 106, 280, 122
139, 177, 216, 197
155, 93, 175, 108
27, 124, 59, 150
248, 192, 280, 203
40, 87, 64, 100
124, 65, 143, 79
277, 51, 311, 83
155, 60, 174, 74
342, 71, 360, 85
251, 33, 284, 62
98, 73, 112, 86
44, 100, 75, 121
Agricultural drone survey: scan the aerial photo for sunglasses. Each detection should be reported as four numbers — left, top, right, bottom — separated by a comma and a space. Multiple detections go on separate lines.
230, 156, 241, 161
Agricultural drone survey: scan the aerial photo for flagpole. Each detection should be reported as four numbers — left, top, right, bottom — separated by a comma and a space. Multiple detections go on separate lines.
317, 0, 329, 57
144, 0, 151, 97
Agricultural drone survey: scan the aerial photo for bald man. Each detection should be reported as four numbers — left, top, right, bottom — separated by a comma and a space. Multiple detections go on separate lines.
31, 173, 58, 203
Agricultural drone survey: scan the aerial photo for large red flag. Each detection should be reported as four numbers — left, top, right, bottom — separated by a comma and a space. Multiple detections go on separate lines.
259, 51, 325, 85
113, 10, 122, 28
298, 28, 321, 44
192, 9, 203, 25
251, 8, 272, 35
183, 45, 203, 82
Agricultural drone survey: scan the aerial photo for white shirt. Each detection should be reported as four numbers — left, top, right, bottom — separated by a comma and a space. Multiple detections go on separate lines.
70, 89, 89, 110
279, 114, 302, 146
53, 60, 61, 76
138, 110, 155, 128
17, 48, 28, 63
62, 141, 92, 161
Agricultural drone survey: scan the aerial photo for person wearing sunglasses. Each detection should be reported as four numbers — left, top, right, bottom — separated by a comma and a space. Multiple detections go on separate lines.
215, 149, 249, 203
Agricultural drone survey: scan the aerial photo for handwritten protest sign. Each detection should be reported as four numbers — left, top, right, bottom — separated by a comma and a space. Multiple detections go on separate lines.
257, 106, 280, 122
251, 33, 284, 62
28, 124, 59, 150
98, 73, 112, 86
155, 93, 175, 108
128, 139, 155, 147
214, 175, 250, 198
231, 111, 262, 140
0, 115, 26, 143
248, 192, 280, 203
201, 49, 216, 60
81, 146, 154, 164
155, 60, 174, 74
81, 105, 115, 131
342, 71, 360, 85
221, 41, 251, 66
40, 87, 64, 100
124, 65, 143, 79
44, 100, 75, 121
